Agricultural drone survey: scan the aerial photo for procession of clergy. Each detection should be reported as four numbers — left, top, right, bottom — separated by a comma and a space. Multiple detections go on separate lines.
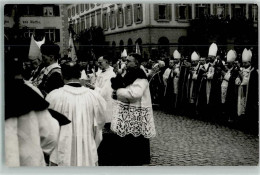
5, 34, 258, 167
150, 43, 258, 128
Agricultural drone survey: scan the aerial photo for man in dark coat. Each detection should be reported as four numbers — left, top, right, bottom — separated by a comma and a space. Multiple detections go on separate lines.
37, 42, 64, 96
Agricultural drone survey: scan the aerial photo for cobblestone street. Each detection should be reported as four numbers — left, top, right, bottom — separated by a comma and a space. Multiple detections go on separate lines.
149, 110, 259, 166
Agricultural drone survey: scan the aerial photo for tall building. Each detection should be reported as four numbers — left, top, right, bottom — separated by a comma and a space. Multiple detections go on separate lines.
4, 4, 69, 57
67, 3, 258, 59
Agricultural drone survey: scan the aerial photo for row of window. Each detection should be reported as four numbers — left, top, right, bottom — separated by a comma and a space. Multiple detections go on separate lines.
23, 29, 60, 42
68, 4, 100, 18
4, 5, 60, 17
156, 4, 258, 21
70, 4, 143, 34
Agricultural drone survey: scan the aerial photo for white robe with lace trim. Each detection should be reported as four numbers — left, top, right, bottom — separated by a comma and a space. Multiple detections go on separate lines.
46, 85, 106, 166
111, 79, 156, 138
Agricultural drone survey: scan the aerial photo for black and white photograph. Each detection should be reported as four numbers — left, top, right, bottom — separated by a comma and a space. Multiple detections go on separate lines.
2, 1, 259, 169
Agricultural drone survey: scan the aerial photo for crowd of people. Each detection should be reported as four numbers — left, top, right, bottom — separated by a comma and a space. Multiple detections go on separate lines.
4, 34, 258, 167
147, 43, 258, 135
4, 35, 156, 166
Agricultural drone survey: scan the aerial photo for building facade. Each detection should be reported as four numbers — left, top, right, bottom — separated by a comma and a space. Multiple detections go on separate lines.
67, 3, 257, 58
4, 4, 69, 57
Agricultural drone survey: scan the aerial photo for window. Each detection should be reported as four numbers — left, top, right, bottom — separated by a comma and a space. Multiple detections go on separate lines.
154, 4, 172, 21
85, 4, 89, 11
91, 4, 95, 9
91, 12, 95, 27
43, 7, 53, 16
249, 4, 258, 22
77, 21, 80, 34
72, 6, 75, 16
195, 4, 210, 18
102, 12, 108, 30
45, 29, 55, 42
232, 4, 246, 19
68, 8, 71, 18
97, 10, 102, 27
110, 10, 116, 29
117, 7, 124, 27
76, 5, 79, 14
175, 4, 191, 21
134, 4, 143, 23
80, 4, 84, 12
81, 18, 85, 31
86, 14, 90, 29
159, 5, 166, 19
125, 5, 133, 26
24, 29, 35, 39
215, 4, 225, 16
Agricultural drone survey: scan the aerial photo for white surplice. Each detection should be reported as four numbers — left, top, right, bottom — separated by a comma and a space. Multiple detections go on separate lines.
94, 66, 116, 123
46, 85, 106, 166
111, 79, 156, 138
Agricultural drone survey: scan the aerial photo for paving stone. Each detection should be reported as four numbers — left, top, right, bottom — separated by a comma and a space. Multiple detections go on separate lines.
149, 110, 259, 166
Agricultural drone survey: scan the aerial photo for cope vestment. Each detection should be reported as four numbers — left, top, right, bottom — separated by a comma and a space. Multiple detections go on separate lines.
37, 62, 64, 96
46, 85, 106, 166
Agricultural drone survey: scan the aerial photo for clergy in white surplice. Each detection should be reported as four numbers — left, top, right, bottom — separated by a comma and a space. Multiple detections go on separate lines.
46, 61, 106, 166
94, 55, 116, 124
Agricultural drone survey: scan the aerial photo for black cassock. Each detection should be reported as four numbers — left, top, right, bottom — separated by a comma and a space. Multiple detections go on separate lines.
195, 64, 212, 117
224, 66, 240, 121
176, 61, 191, 114
164, 69, 177, 113
208, 61, 225, 119
245, 68, 259, 134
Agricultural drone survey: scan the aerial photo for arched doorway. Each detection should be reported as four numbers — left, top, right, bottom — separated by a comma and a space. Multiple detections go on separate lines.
158, 37, 170, 57
112, 41, 116, 58
127, 38, 133, 53
119, 40, 124, 53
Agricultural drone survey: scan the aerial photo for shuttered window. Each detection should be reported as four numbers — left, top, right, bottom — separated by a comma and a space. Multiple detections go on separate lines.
86, 14, 90, 29
117, 7, 124, 27
175, 4, 191, 21
102, 12, 108, 30
213, 4, 226, 17
125, 5, 133, 26
231, 4, 246, 19
97, 10, 102, 27
110, 10, 116, 29
134, 4, 143, 23
76, 5, 79, 14
85, 4, 89, 11
81, 17, 85, 31
72, 6, 75, 16
154, 4, 172, 21
195, 4, 210, 18
80, 4, 84, 12
249, 4, 258, 22
68, 8, 71, 18
91, 12, 95, 27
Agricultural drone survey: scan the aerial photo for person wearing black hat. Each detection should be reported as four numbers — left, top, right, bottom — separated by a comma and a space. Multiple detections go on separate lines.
37, 42, 64, 96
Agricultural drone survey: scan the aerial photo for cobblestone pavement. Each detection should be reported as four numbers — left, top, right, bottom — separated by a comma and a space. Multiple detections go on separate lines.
149, 110, 259, 166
